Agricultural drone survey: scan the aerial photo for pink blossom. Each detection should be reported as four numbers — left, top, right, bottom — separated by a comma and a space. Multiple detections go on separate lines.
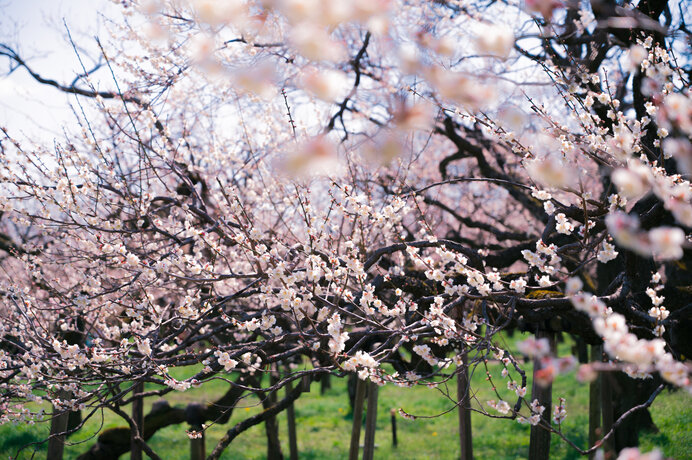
516, 337, 551, 359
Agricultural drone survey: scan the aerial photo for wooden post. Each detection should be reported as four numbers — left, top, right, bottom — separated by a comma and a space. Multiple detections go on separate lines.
348, 378, 367, 460
131, 382, 144, 460
362, 381, 379, 460
588, 345, 602, 460
457, 351, 473, 460
47, 390, 71, 460
285, 377, 299, 460
390, 409, 398, 448
528, 331, 555, 460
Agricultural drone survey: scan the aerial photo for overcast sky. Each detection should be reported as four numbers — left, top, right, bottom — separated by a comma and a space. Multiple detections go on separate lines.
0, 0, 115, 141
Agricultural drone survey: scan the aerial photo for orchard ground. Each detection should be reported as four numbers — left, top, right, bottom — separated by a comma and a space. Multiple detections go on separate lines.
1, 336, 690, 460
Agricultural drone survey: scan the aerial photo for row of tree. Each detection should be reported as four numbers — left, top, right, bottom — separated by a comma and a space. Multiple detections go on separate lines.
0, 0, 690, 458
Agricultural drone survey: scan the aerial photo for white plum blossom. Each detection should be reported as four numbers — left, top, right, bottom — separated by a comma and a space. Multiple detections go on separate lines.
565, 277, 583, 295
137, 339, 152, 357
537, 275, 552, 287
289, 24, 346, 62
509, 278, 527, 294
301, 68, 349, 101
525, 0, 563, 20
327, 313, 349, 354
555, 213, 574, 235
0, 0, 690, 453
525, 155, 570, 188
611, 165, 650, 199
342, 351, 378, 374
597, 241, 619, 263
487, 399, 512, 414
475, 24, 514, 59
413, 344, 438, 366
552, 398, 567, 424
516, 337, 551, 359
648, 227, 685, 260
627, 45, 648, 70
616, 448, 663, 460
215, 351, 239, 372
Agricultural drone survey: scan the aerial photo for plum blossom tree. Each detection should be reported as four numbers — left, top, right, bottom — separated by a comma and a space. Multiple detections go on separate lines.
0, 0, 690, 458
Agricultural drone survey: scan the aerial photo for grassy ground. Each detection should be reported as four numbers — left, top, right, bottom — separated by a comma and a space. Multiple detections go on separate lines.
1, 339, 690, 459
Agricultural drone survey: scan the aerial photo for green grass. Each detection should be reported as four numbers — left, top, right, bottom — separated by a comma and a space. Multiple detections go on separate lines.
1, 338, 690, 459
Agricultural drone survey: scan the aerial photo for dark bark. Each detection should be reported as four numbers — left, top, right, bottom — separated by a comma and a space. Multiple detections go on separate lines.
47, 390, 71, 460
601, 371, 615, 457
611, 373, 660, 451
285, 377, 299, 460
362, 381, 379, 460
588, 345, 602, 460
77, 376, 248, 460
207, 377, 307, 460
349, 378, 367, 460
131, 382, 144, 460
529, 332, 555, 460
263, 370, 284, 460
457, 352, 473, 460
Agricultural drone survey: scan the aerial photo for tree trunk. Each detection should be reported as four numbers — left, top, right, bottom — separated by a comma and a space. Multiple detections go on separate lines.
347, 373, 358, 410
320, 374, 332, 395
264, 370, 284, 460
47, 390, 71, 460
190, 429, 205, 460
611, 372, 660, 453
588, 345, 602, 460
529, 331, 555, 460
457, 352, 473, 460
285, 377, 299, 460
348, 378, 367, 460
130, 382, 144, 460
362, 381, 379, 460
601, 371, 615, 457
186, 402, 206, 460
77, 376, 249, 460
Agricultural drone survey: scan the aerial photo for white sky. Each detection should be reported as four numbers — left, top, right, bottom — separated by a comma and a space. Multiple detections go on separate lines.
0, 0, 115, 142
